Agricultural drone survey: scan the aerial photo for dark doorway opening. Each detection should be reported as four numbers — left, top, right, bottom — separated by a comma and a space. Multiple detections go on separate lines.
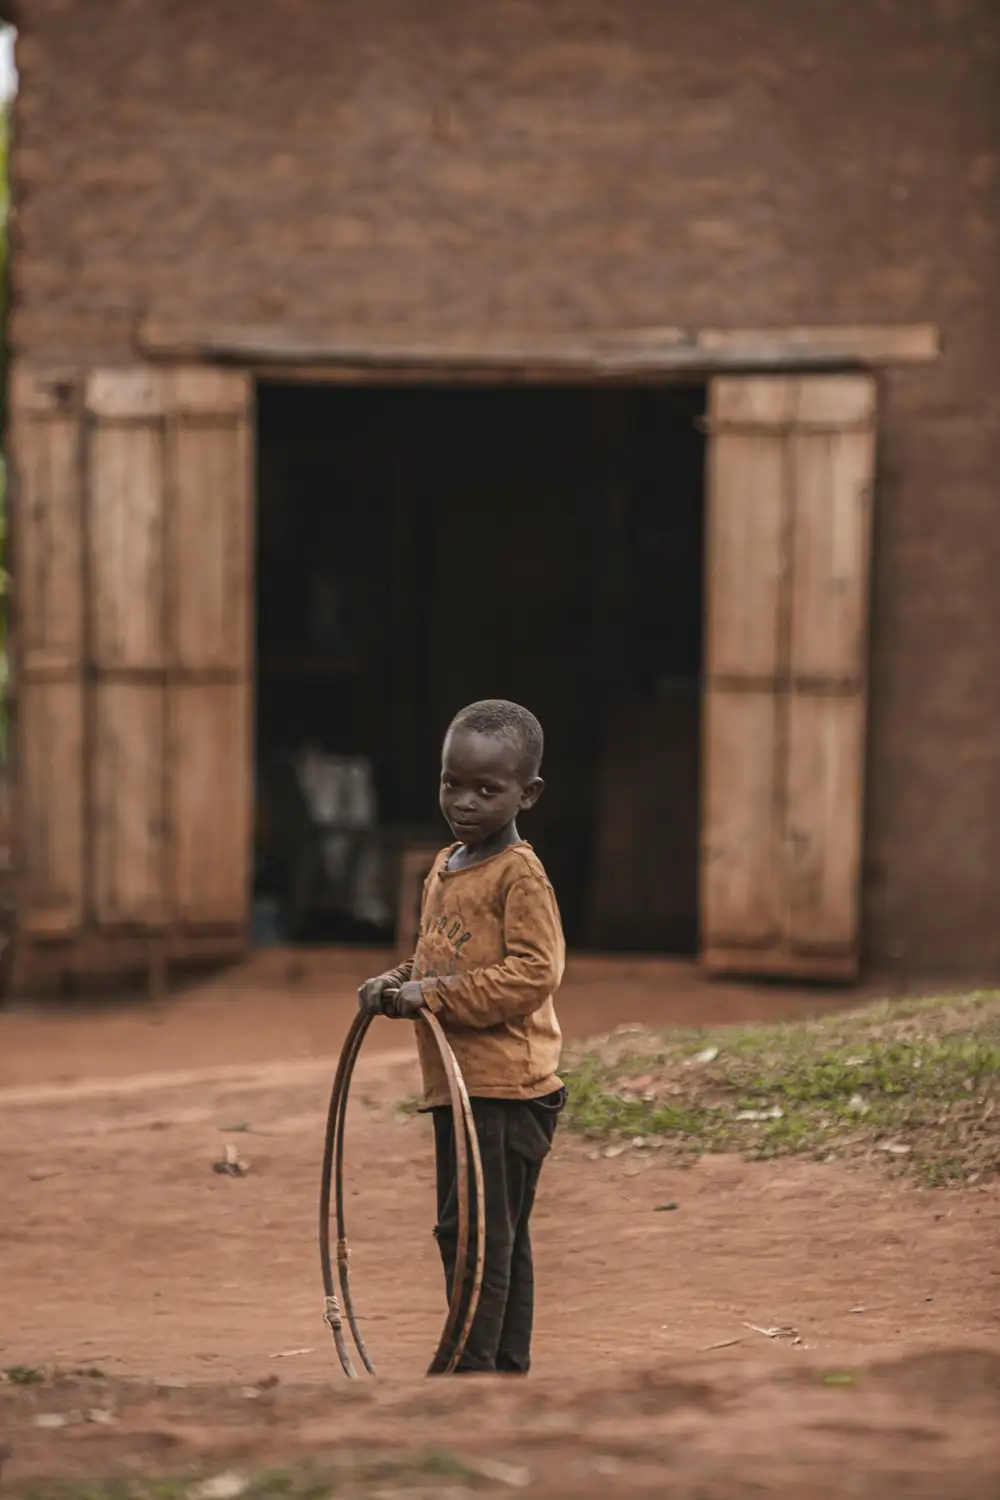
253, 384, 706, 951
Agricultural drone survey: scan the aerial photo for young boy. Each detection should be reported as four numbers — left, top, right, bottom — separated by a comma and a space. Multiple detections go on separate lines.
358, 699, 565, 1374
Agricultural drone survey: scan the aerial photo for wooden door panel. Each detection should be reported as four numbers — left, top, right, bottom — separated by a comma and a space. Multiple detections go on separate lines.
796, 374, 875, 427
12, 365, 254, 985
85, 367, 252, 945
711, 375, 798, 426
91, 682, 167, 926
170, 683, 250, 926
165, 371, 253, 939
88, 419, 166, 670
702, 374, 876, 980
702, 689, 781, 947
790, 378, 876, 681
9, 371, 86, 939
16, 390, 83, 676
87, 369, 163, 422
786, 692, 866, 951
18, 681, 84, 935
706, 379, 794, 680
169, 414, 251, 671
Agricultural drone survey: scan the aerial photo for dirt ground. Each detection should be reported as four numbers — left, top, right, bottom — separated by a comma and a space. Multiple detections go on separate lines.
1, 952, 998, 1495
0, 948, 878, 1090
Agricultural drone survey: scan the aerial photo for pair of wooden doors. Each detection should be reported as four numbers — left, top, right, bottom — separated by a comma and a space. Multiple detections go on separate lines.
10, 365, 875, 987
12, 367, 253, 981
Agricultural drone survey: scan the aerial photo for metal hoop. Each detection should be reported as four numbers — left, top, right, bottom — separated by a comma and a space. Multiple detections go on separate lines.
319, 1008, 486, 1376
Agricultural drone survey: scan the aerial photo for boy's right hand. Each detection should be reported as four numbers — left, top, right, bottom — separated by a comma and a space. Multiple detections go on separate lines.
357, 974, 400, 1017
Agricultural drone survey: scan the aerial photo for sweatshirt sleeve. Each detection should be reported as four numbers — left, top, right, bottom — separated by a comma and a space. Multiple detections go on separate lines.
419, 873, 564, 1029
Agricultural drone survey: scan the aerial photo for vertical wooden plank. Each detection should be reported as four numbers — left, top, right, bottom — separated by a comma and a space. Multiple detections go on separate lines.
170, 420, 249, 669
90, 682, 167, 926
786, 376, 875, 955
87, 417, 167, 670
18, 682, 85, 934
167, 369, 252, 672
704, 378, 796, 679
702, 693, 782, 945
9, 371, 86, 937
170, 684, 250, 925
15, 387, 84, 675
789, 377, 876, 682
165, 370, 253, 936
701, 378, 795, 962
786, 695, 867, 951
85, 371, 169, 929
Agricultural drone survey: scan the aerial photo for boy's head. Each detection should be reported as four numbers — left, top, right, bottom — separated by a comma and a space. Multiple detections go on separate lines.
440, 699, 544, 847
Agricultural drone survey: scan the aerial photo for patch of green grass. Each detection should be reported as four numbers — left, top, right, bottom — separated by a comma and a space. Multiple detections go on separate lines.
3, 1365, 46, 1385
23, 1483, 207, 1500
1, 1365, 111, 1389
7, 1454, 504, 1500
362, 1451, 484, 1485
561, 990, 1000, 1184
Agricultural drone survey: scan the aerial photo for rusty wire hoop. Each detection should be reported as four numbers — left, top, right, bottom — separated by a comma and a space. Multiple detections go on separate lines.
319, 1008, 486, 1377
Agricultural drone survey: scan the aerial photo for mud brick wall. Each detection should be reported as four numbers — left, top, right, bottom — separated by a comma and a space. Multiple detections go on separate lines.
9, 0, 1000, 977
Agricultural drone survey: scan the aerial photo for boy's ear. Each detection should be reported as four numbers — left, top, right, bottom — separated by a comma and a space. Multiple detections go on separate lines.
520, 776, 544, 811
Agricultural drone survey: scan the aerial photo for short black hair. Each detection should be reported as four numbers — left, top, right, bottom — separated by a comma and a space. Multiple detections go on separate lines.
446, 699, 544, 780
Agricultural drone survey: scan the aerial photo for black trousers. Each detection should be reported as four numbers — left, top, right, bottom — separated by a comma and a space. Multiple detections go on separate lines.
431, 1090, 564, 1374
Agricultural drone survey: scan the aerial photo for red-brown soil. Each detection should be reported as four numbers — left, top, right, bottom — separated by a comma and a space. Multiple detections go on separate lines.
1, 953, 997, 1495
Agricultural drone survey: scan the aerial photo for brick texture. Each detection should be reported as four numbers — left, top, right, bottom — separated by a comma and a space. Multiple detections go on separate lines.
9, 0, 1000, 976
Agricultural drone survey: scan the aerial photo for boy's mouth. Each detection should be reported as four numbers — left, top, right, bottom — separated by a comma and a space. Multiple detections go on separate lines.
451, 816, 482, 835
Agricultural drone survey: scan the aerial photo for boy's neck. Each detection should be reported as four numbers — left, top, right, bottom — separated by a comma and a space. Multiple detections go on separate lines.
450, 819, 522, 869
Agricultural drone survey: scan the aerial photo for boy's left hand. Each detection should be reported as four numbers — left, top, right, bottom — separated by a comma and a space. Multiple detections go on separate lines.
387, 980, 425, 1020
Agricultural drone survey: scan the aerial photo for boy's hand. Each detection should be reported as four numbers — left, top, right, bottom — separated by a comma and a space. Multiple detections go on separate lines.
357, 975, 400, 1017
387, 980, 425, 1020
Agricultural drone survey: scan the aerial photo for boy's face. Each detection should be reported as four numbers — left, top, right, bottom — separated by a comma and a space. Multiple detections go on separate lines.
440, 728, 543, 846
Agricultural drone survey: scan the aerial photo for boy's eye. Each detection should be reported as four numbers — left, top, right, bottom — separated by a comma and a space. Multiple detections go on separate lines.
478, 786, 494, 798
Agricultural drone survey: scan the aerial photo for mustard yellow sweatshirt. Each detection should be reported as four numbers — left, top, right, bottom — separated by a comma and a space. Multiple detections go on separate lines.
389, 842, 564, 1107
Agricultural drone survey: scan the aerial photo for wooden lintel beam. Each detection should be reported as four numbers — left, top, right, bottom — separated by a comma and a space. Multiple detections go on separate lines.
137, 321, 941, 374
